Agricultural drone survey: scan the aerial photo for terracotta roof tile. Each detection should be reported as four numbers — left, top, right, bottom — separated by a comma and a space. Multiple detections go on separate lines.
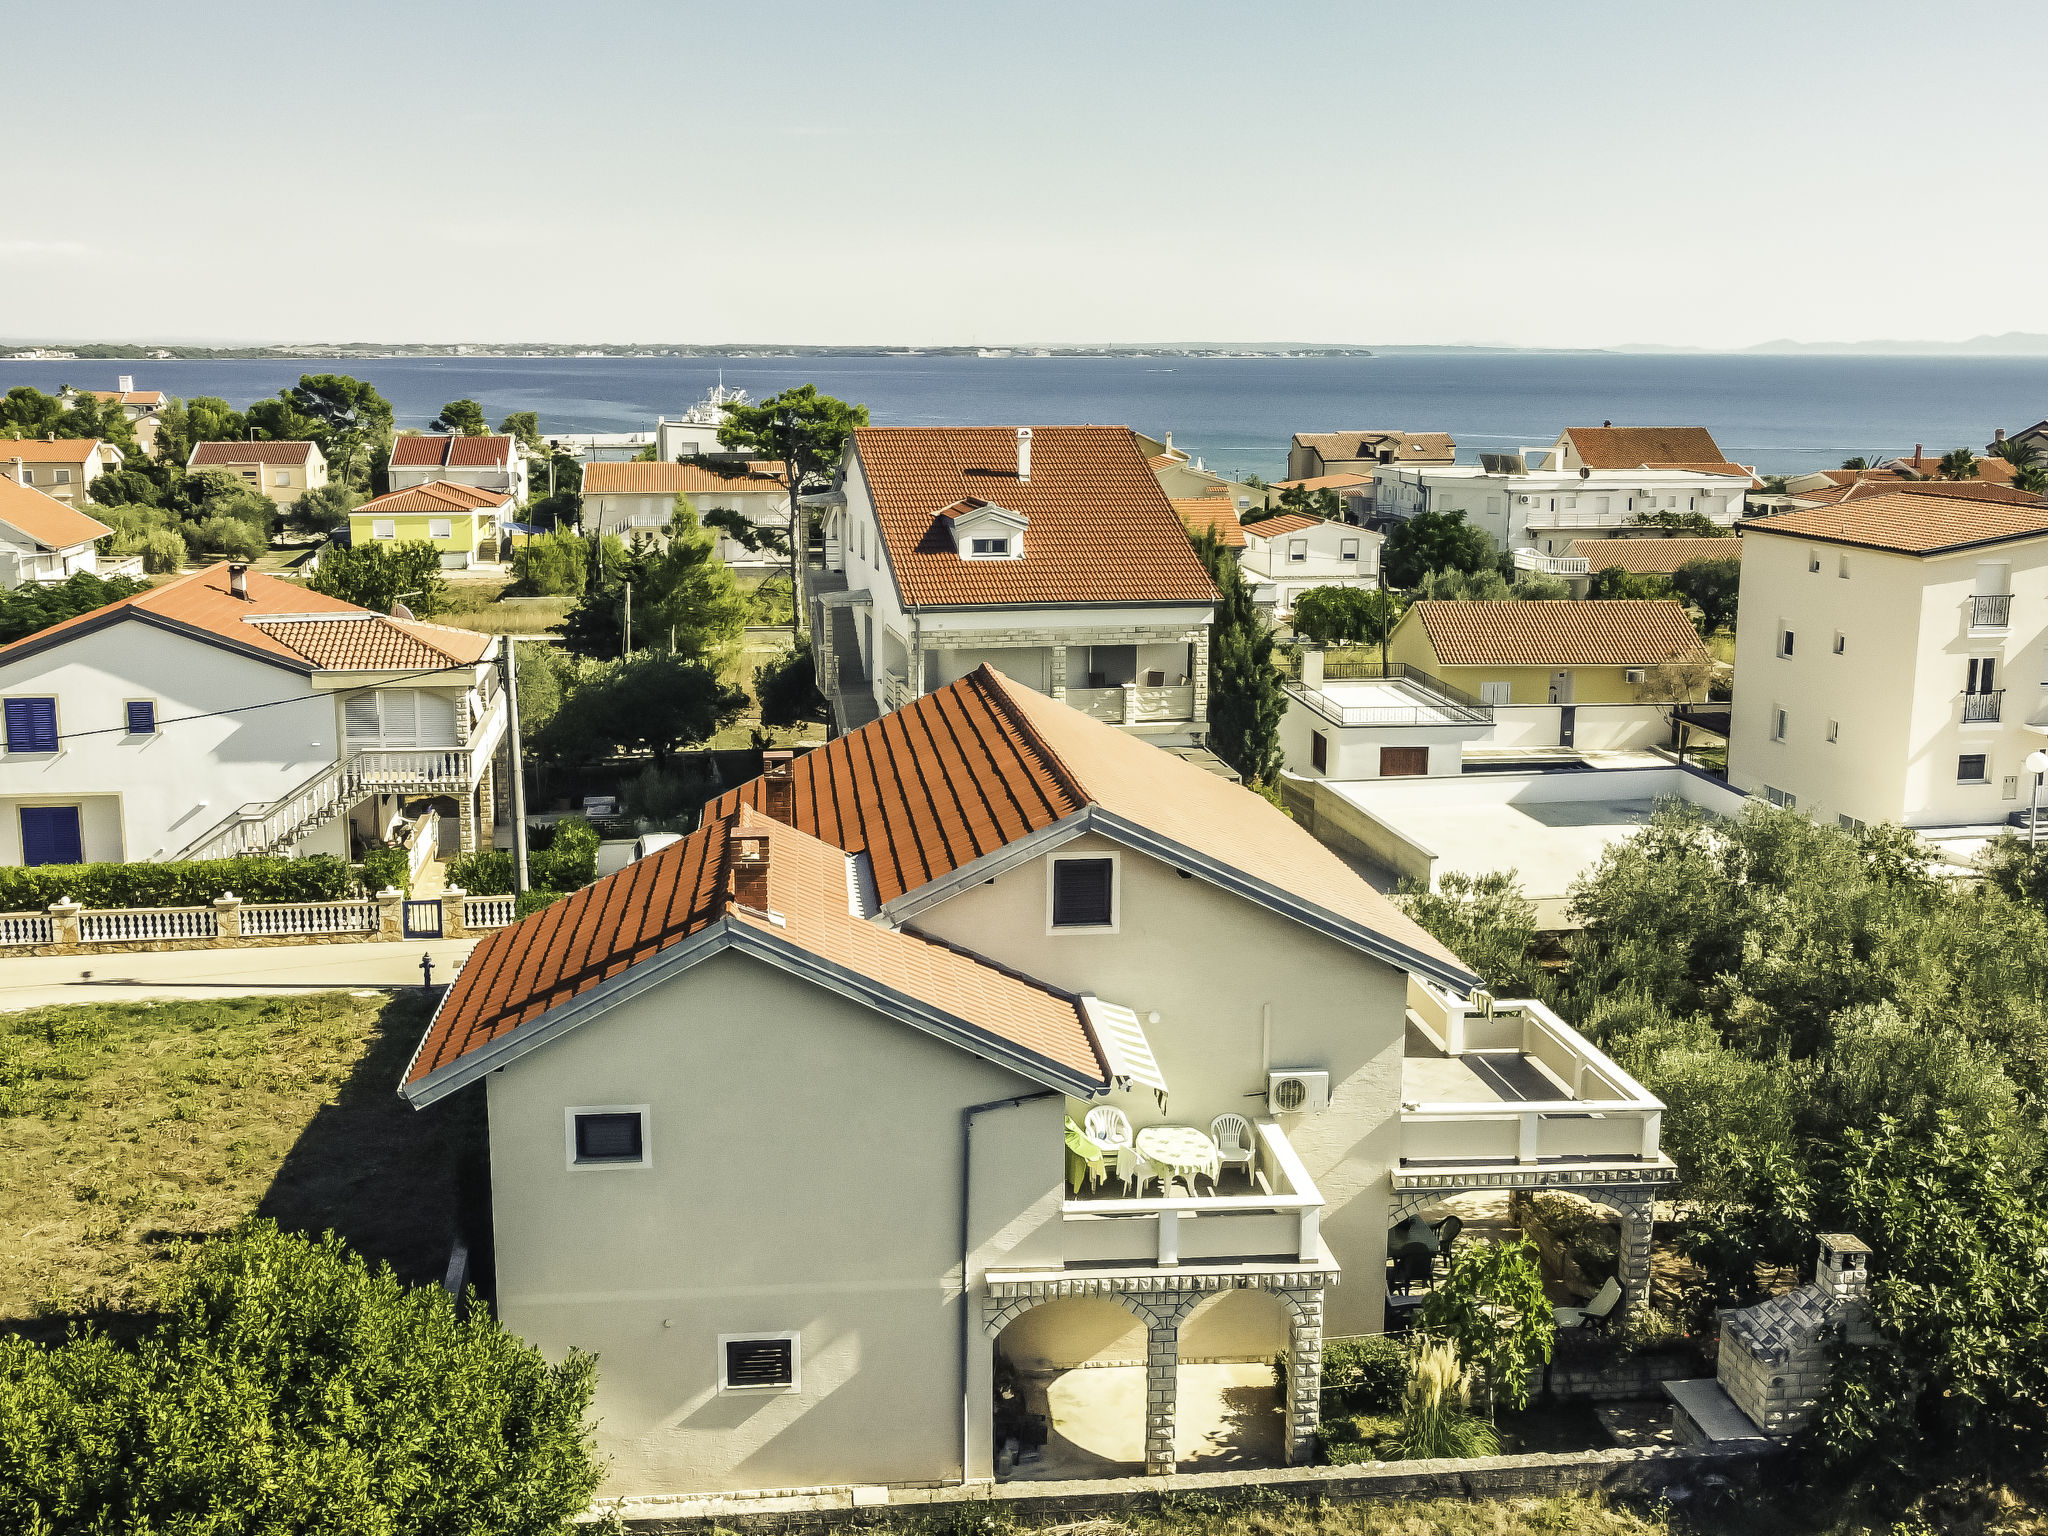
187, 440, 320, 467
583, 460, 788, 496
1172, 497, 1245, 548
87, 389, 164, 407
1411, 599, 1709, 668
1567, 537, 1738, 574
856, 426, 1217, 608
1796, 475, 2040, 508
1274, 473, 1374, 492
1243, 513, 1326, 538
1886, 455, 2016, 484
1563, 427, 1733, 471
0, 438, 106, 465
389, 434, 516, 469
246, 614, 492, 670
356, 481, 511, 515
1293, 431, 1454, 462
0, 478, 112, 548
1745, 489, 2048, 556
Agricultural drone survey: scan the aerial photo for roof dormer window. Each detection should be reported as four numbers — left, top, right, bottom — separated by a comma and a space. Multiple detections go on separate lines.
970, 536, 1010, 557
940, 497, 1028, 561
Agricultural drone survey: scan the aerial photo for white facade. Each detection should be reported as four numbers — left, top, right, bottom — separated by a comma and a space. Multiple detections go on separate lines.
1373, 463, 1748, 554
388, 442, 529, 504
1240, 518, 1382, 613
0, 527, 102, 589
1729, 522, 2048, 832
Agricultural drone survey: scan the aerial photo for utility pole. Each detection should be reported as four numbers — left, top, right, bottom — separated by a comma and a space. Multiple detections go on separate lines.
503, 638, 530, 896
623, 581, 632, 655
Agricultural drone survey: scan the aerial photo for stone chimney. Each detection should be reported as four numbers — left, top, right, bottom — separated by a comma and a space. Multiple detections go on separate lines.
1995, 427, 2008, 445
228, 562, 250, 600
730, 832, 771, 913
761, 749, 796, 822
1016, 427, 1031, 484
1816, 1233, 1871, 1308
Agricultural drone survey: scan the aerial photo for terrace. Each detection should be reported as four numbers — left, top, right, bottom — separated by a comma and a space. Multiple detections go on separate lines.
1286, 659, 1492, 729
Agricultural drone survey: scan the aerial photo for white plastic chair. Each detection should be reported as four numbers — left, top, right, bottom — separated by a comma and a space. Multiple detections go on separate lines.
1209, 1114, 1255, 1191
1084, 1105, 1133, 1150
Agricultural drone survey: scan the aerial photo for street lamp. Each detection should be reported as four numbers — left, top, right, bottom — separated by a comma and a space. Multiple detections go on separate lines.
2027, 749, 2048, 851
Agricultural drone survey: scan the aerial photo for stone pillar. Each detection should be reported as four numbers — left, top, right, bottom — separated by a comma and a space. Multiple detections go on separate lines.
440, 884, 468, 939
1612, 1189, 1656, 1309
212, 892, 243, 944
1143, 1307, 1179, 1475
1121, 681, 1139, 725
1049, 643, 1069, 702
1286, 1290, 1324, 1465
1190, 628, 1211, 720
376, 886, 405, 941
48, 899, 81, 949
458, 788, 477, 853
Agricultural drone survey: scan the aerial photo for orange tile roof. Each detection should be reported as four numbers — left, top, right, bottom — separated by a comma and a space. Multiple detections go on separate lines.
404, 805, 1105, 1097
855, 426, 1217, 609
1293, 431, 1455, 462
1881, 456, 2018, 484
1744, 489, 2048, 556
1567, 537, 1738, 574
390, 434, 516, 469
247, 615, 492, 670
87, 389, 164, 407
356, 480, 511, 515
187, 440, 320, 468
0, 562, 490, 672
1243, 513, 1326, 538
713, 669, 1472, 977
1172, 497, 1245, 548
1563, 427, 1733, 471
582, 460, 788, 495
1410, 599, 1709, 668
0, 438, 105, 465
1799, 476, 2044, 509
0, 477, 112, 549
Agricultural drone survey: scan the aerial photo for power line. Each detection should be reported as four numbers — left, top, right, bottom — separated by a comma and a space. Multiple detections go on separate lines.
43, 659, 489, 744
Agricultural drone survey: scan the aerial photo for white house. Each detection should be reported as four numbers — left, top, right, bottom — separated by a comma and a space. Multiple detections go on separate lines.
399, 669, 1675, 1500
69, 378, 166, 456
818, 425, 1218, 743
580, 459, 791, 565
388, 434, 529, 504
1239, 513, 1382, 614
0, 562, 506, 867
0, 438, 123, 508
1728, 485, 2048, 846
0, 477, 114, 589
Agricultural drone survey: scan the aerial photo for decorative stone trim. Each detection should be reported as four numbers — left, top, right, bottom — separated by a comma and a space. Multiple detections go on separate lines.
1393, 1164, 1677, 1194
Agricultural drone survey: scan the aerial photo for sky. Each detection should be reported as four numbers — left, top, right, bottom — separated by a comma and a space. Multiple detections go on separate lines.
5, 0, 2044, 351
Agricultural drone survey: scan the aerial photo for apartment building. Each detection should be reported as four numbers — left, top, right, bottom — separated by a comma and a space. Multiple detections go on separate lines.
0, 438, 123, 507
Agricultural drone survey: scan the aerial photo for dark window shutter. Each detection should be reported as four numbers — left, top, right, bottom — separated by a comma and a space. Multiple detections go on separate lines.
126, 700, 156, 735
1310, 731, 1328, 773
573, 1112, 644, 1162
5, 698, 57, 753
725, 1337, 794, 1388
1051, 859, 1114, 927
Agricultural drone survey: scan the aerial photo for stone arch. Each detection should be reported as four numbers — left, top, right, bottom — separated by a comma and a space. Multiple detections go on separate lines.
983, 1284, 1160, 1340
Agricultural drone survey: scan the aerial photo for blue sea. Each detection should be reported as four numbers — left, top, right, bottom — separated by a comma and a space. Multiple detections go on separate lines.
5, 352, 2043, 481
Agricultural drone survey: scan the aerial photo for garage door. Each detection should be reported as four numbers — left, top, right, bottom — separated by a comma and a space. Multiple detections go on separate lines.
1379, 747, 1429, 777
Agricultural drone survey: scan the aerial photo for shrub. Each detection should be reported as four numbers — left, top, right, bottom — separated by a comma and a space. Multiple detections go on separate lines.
0, 1223, 601, 1532
515, 889, 564, 918
445, 848, 515, 896
143, 527, 189, 573
1320, 1335, 1410, 1414
356, 846, 411, 895
182, 512, 266, 562
530, 816, 599, 890
511, 531, 589, 597
1313, 1412, 1402, 1465
0, 854, 359, 911
1395, 1339, 1499, 1460
622, 764, 696, 825
755, 636, 825, 727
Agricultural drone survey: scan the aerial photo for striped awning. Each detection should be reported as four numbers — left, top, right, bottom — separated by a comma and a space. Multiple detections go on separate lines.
1082, 996, 1168, 1106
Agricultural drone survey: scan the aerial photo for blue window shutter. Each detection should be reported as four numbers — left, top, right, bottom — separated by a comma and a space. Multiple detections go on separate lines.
5, 698, 57, 753
126, 700, 156, 735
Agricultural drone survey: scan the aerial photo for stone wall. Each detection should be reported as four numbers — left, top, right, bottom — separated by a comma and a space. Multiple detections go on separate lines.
1530, 1349, 1700, 1404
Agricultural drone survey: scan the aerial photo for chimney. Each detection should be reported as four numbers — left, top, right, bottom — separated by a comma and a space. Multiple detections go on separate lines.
8, 456, 21, 484
1996, 428, 2007, 444
1016, 427, 1031, 483
729, 832, 772, 913
761, 749, 796, 822
118, 375, 133, 393
1815, 1233, 1871, 1308
1603, 419, 1613, 428
228, 562, 250, 600
1914, 443, 1923, 463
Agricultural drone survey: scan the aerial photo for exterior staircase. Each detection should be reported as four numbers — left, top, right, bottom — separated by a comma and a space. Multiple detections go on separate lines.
174, 747, 482, 862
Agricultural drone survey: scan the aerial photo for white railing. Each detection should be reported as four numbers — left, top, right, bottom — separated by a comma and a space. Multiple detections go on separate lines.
1286, 681, 1490, 728
1514, 549, 1591, 576
463, 895, 517, 929
0, 913, 55, 945
1524, 506, 1741, 530
1058, 1120, 1323, 1268
239, 901, 379, 936
78, 907, 218, 943
880, 670, 913, 710
1064, 686, 1127, 722
1134, 684, 1196, 722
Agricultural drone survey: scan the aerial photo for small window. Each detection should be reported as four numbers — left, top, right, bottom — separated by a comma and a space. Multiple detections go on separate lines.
1339, 538, 1360, 562
274, 470, 290, 487
1833, 632, 1845, 655
1310, 730, 1328, 772
1287, 539, 1308, 563
1772, 708, 1788, 742
1049, 855, 1116, 931
1838, 554, 1850, 579
53, 468, 71, 485
1765, 785, 1797, 809
566, 1106, 650, 1169
124, 699, 157, 736
720, 1334, 799, 1393
1968, 657, 1998, 694
372, 519, 396, 540
1959, 754, 1989, 785
428, 519, 453, 539
4, 697, 59, 753
1480, 681, 1512, 706
969, 536, 1009, 556
1826, 719, 1839, 744
1779, 628, 1795, 658
1808, 549, 1821, 573
1838, 814, 1866, 832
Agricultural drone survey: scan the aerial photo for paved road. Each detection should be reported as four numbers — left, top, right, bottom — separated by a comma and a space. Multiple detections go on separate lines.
0, 936, 485, 1012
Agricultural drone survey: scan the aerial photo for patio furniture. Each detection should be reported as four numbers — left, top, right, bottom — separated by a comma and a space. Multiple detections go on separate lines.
1064, 1117, 1109, 1193
1554, 1275, 1624, 1332
1083, 1105, 1133, 1151
1133, 1123, 1223, 1194
1208, 1113, 1256, 1189
1387, 1216, 1440, 1257
1384, 1292, 1427, 1332
1387, 1248, 1434, 1295
1432, 1214, 1463, 1272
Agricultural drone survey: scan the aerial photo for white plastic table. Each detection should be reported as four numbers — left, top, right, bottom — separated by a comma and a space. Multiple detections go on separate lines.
1133, 1124, 1222, 1192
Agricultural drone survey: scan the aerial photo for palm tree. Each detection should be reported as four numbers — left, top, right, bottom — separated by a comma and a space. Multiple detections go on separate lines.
2014, 463, 2048, 498
1937, 447, 1981, 481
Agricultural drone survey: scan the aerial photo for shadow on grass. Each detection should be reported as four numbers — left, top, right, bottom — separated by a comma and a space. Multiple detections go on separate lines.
252, 989, 496, 1306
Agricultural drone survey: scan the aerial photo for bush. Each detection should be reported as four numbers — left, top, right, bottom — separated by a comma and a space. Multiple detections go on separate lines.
515, 889, 564, 918
0, 854, 359, 911
622, 764, 696, 824
143, 527, 189, 573
182, 512, 267, 562
445, 848, 515, 896
1320, 1335, 1410, 1414
755, 636, 826, 727
511, 531, 589, 597
0, 1223, 600, 1533
356, 846, 411, 895
1313, 1412, 1402, 1465
529, 816, 598, 890
0, 570, 151, 645
1395, 1339, 1499, 1460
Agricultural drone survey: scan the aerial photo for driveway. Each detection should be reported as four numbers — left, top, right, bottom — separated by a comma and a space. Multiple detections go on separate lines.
0, 937, 485, 1012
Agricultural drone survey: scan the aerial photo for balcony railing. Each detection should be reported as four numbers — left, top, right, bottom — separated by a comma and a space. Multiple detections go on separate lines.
1971, 593, 2013, 630
1513, 549, 1591, 576
1058, 1119, 1324, 1268
1963, 689, 2004, 723
1061, 684, 1196, 725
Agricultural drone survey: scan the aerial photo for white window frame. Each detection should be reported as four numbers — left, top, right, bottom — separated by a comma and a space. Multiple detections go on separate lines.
1837, 553, 1850, 579
274, 470, 291, 487
372, 519, 397, 540
1833, 632, 1845, 655
123, 697, 158, 736
968, 535, 1010, 558
1339, 538, 1360, 562
1480, 681, 1512, 706
1826, 719, 1840, 744
1772, 707, 1788, 742
1778, 625, 1794, 658
53, 468, 71, 485
1046, 850, 1119, 935
1958, 754, 1990, 786
563, 1104, 652, 1171
718, 1331, 801, 1394
428, 518, 453, 540
1287, 539, 1308, 563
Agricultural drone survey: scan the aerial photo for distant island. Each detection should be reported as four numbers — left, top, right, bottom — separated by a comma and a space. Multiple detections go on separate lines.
1616, 331, 2048, 357
0, 341, 1376, 362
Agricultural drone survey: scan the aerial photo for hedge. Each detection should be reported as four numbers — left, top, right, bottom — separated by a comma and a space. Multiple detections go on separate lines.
0, 855, 361, 913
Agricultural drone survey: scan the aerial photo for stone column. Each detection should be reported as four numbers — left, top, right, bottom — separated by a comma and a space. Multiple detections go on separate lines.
440, 884, 468, 939
1143, 1305, 1179, 1475
1611, 1188, 1656, 1309
1286, 1288, 1325, 1465
1121, 681, 1139, 725
211, 892, 243, 945
48, 899, 81, 949
1050, 643, 1069, 702
1190, 628, 1211, 720
375, 886, 405, 941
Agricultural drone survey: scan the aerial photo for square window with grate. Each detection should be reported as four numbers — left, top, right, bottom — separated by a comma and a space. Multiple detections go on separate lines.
1050, 856, 1115, 929
722, 1335, 797, 1391
571, 1110, 646, 1165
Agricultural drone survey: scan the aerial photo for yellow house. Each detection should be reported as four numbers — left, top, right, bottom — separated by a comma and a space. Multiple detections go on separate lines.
349, 480, 512, 568
187, 440, 327, 506
1386, 598, 1710, 705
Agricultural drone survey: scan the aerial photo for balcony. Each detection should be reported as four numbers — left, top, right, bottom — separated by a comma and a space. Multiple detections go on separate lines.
1513, 549, 1591, 576
1063, 683, 1197, 725
1963, 689, 2004, 724
1396, 978, 1674, 1196
1970, 593, 2013, 632
1285, 660, 1490, 728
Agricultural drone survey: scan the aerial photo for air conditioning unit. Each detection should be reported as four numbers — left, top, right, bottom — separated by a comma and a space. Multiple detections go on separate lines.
1268, 1069, 1330, 1116
1516, 494, 1534, 505
1625, 668, 1646, 684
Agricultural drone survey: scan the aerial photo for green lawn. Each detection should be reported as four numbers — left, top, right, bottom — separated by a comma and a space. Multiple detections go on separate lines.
0, 992, 480, 1342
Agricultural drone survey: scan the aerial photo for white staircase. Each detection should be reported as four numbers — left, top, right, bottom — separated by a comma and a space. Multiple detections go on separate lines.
175, 747, 478, 862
